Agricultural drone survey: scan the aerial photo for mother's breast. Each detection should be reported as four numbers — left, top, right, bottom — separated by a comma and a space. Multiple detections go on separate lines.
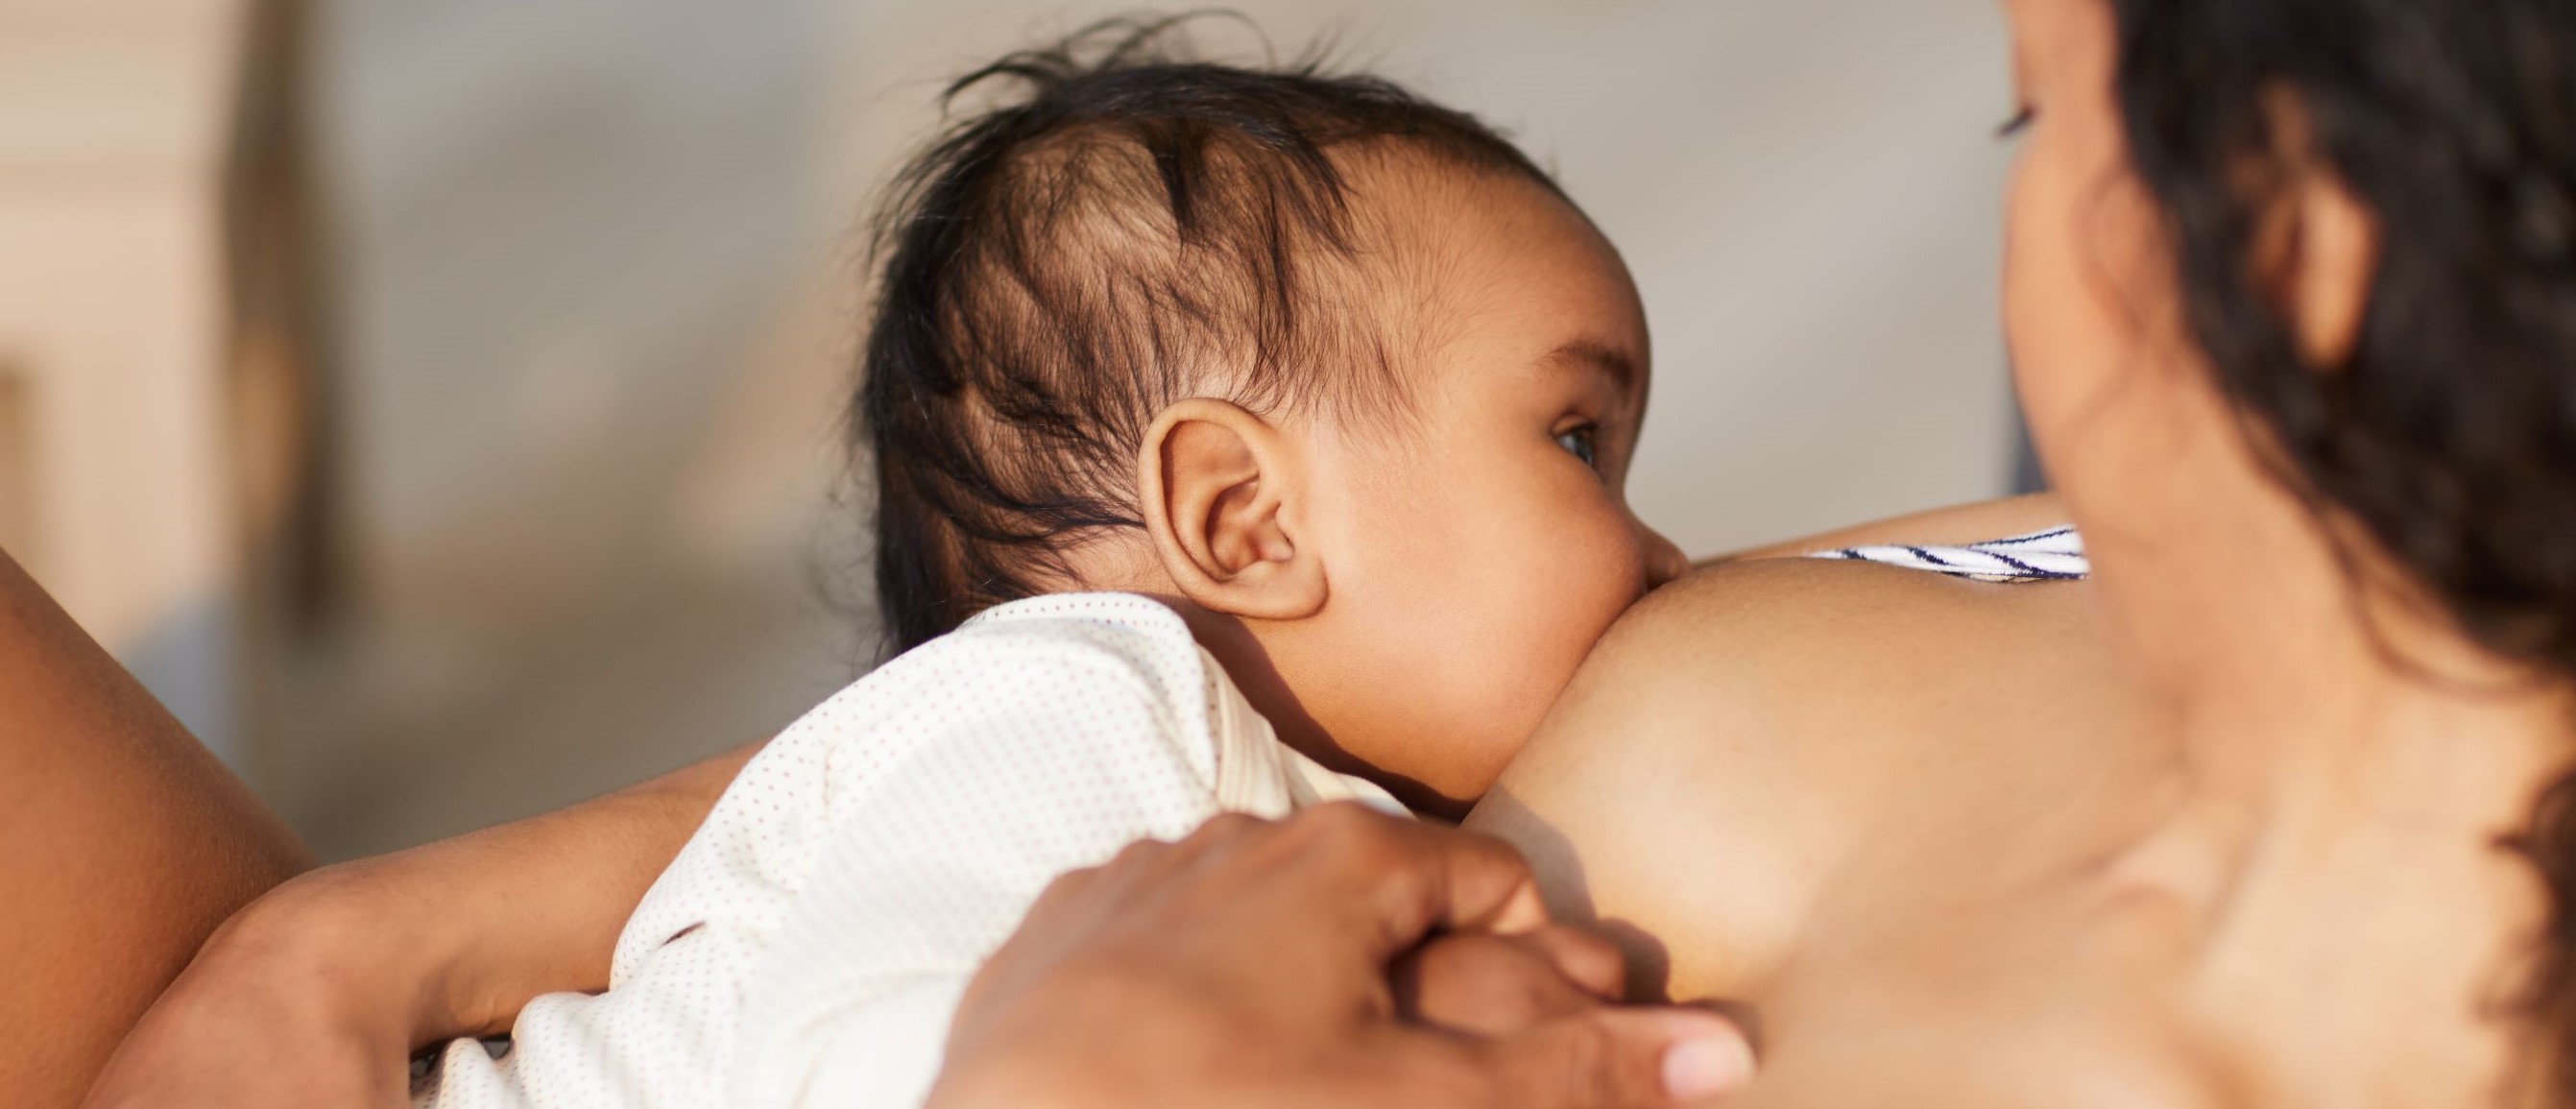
1464, 557, 2162, 1005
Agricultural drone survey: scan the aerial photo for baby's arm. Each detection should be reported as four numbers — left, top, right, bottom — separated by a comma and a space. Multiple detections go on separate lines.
85, 740, 763, 1109
1703, 493, 2067, 565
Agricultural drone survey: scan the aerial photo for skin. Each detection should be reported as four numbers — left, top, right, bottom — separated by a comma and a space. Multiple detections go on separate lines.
69, 141, 2083, 1106
85, 7, 2504, 1101
63, 60, 2100, 1109
927, 805, 1756, 1109
1080, 148, 1688, 818
82, 744, 760, 1108
69, 145, 1704, 1103
0, 549, 311, 1109
1471, 2, 2571, 1104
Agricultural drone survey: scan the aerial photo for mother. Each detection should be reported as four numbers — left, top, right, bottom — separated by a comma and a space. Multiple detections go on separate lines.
1470, 0, 2576, 1100
43, 0, 2576, 1104
938, 0, 2576, 1101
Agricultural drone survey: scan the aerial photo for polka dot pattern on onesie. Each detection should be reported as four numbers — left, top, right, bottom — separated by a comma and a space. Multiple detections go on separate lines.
414, 592, 1401, 1109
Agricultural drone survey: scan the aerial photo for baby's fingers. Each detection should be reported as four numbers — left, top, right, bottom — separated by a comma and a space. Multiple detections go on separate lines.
1393, 927, 1627, 1036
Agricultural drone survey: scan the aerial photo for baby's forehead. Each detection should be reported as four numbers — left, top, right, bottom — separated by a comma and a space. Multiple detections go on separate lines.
1341, 145, 1599, 259
1329, 152, 1645, 381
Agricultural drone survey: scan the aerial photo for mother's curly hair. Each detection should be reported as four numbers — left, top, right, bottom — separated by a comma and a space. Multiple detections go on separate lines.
2107, 0, 2576, 1095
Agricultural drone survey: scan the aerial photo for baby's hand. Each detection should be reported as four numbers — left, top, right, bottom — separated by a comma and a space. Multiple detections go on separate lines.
930, 804, 1755, 1109
1392, 924, 1632, 1038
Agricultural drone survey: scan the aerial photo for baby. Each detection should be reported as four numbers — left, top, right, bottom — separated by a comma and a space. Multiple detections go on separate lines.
411, 20, 2063, 1109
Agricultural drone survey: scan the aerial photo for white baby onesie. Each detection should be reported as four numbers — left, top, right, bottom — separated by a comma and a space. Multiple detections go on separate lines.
415, 592, 1399, 1109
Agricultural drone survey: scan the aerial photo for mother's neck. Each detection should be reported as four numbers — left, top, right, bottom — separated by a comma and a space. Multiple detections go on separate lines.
2074, 398, 2569, 811
2062, 376, 2571, 1100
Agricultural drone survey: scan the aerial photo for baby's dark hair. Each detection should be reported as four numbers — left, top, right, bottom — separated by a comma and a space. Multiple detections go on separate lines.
854, 13, 1563, 652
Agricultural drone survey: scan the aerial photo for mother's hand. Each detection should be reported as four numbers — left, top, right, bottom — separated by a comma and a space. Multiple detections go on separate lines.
929, 804, 1755, 1109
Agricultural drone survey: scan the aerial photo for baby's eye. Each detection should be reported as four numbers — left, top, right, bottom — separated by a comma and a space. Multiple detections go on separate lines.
1554, 424, 1600, 470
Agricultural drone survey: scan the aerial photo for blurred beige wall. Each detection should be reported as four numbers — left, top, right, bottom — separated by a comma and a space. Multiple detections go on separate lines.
2, 1, 2022, 857
0, 0, 251, 761
819, 1, 2021, 558
258, 0, 863, 856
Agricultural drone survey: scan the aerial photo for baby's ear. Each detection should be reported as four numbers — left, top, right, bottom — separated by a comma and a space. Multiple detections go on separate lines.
1138, 398, 1328, 620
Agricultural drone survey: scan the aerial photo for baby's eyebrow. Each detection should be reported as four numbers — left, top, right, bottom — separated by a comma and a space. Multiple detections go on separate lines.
1540, 338, 1642, 394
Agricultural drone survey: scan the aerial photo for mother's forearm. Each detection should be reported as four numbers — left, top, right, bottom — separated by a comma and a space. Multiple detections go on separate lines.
84, 740, 763, 1109
284, 738, 766, 1042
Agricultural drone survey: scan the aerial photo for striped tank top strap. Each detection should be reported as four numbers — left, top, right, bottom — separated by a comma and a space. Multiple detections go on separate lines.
1807, 526, 2087, 583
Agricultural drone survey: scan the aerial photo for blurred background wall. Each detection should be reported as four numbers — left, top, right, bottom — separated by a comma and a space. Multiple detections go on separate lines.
0, 0, 2019, 859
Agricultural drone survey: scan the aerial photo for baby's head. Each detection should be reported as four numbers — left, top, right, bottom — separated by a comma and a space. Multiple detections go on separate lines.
858, 19, 1684, 815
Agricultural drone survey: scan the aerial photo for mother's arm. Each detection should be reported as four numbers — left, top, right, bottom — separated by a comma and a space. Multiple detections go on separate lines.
0, 549, 312, 1109
84, 737, 762, 1108
0, 541, 759, 1108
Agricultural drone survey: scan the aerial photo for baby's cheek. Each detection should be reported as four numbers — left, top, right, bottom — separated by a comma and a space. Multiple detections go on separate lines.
1462, 518, 1647, 775
1326, 477, 1645, 804
1536, 512, 1653, 640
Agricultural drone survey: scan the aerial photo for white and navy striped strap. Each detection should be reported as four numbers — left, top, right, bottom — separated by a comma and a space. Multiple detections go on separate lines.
1808, 526, 2087, 583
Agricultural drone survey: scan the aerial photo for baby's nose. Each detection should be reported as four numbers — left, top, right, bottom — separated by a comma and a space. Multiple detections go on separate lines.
1642, 526, 1689, 590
